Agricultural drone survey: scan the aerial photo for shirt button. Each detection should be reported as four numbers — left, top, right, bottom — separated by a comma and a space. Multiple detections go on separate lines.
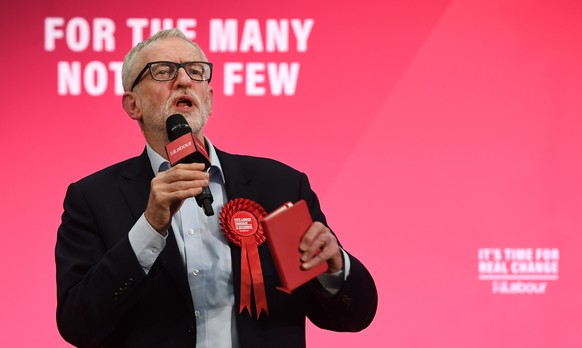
188, 229, 195, 236
192, 270, 200, 276
194, 311, 200, 317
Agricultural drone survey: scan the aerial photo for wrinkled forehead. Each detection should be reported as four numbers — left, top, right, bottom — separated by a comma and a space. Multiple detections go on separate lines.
137, 37, 206, 67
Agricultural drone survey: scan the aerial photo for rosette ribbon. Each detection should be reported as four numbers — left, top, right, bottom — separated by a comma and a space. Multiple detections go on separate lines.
220, 198, 268, 319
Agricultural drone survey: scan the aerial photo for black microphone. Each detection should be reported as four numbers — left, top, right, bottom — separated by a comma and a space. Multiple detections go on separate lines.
165, 114, 214, 216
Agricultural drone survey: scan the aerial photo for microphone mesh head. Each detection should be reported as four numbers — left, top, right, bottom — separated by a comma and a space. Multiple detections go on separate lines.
166, 114, 192, 141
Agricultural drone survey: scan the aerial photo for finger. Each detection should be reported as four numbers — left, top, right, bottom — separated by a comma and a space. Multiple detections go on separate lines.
300, 225, 332, 263
301, 233, 339, 270
299, 221, 326, 252
171, 162, 207, 171
159, 178, 209, 194
153, 164, 210, 194
159, 165, 209, 183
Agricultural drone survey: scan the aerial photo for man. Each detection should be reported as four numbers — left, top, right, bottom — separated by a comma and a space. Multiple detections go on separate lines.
56, 28, 377, 348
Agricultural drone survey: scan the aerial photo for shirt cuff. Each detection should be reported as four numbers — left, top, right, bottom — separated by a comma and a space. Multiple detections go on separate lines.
128, 214, 168, 274
316, 248, 351, 295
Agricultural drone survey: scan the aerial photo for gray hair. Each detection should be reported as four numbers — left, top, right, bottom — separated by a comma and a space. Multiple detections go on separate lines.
121, 28, 208, 91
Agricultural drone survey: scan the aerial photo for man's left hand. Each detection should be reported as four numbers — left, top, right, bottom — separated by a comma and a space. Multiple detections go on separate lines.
299, 222, 343, 274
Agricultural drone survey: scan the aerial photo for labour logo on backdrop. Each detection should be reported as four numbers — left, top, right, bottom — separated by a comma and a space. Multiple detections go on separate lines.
477, 247, 559, 294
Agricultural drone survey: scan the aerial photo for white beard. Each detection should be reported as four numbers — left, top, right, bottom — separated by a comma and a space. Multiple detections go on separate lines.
141, 90, 211, 140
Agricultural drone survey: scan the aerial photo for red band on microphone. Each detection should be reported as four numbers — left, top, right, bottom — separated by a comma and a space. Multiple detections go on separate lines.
165, 133, 196, 166
193, 136, 210, 163
165, 133, 211, 168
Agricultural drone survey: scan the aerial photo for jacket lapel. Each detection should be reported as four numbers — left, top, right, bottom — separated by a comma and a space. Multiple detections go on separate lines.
119, 149, 152, 221
215, 148, 257, 202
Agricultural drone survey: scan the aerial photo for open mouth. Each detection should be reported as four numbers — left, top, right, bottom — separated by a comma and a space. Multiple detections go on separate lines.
174, 96, 194, 109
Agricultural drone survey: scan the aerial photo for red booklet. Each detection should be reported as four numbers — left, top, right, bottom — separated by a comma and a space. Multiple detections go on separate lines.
260, 200, 329, 294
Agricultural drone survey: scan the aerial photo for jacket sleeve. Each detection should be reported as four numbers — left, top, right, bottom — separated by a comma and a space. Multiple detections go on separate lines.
55, 182, 148, 348
298, 173, 378, 332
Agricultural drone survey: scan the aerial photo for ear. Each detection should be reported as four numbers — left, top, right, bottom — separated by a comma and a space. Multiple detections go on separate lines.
207, 85, 214, 116
122, 92, 142, 121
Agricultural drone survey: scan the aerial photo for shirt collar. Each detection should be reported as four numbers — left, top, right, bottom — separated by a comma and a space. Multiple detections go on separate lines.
146, 137, 225, 184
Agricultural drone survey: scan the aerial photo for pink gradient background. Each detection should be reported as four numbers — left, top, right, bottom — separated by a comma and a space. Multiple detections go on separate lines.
1, 0, 582, 346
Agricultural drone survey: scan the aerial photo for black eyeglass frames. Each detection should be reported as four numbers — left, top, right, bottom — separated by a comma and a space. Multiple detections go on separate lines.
130, 61, 213, 91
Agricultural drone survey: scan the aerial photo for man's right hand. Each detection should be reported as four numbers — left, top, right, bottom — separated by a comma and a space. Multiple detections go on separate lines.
145, 163, 209, 233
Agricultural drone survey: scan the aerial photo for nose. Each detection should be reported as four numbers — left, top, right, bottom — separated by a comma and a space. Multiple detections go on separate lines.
174, 66, 192, 88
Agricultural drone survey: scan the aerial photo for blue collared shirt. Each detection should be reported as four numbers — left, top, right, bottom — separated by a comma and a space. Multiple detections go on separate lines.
129, 139, 238, 347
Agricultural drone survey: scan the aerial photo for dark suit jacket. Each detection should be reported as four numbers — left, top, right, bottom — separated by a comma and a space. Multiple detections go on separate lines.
56, 148, 377, 348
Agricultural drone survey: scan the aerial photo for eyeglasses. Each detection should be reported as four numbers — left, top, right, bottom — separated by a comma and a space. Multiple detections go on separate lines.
130, 61, 213, 91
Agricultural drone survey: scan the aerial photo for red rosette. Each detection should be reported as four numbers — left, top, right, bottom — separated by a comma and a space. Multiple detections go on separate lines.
219, 198, 268, 319
220, 198, 267, 246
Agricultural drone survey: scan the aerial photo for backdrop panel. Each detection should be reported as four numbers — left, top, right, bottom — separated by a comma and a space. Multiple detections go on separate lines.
1, 0, 581, 347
